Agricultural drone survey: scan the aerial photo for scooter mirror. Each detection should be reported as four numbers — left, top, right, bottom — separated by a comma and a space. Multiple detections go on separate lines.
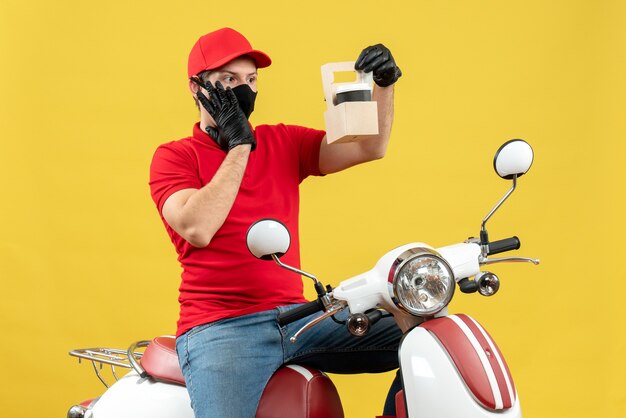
493, 139, 534, 179
246, 219, 291, 260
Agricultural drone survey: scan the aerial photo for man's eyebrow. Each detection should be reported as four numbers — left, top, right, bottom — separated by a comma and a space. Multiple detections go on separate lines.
218, 70, 258, 76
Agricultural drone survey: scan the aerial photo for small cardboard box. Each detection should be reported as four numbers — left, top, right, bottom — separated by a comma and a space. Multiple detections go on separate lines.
321, 61, 379, 144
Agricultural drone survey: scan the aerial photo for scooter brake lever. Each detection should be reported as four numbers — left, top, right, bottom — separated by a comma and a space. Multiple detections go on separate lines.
481, 256, 540, 265
290, 301, 347, 344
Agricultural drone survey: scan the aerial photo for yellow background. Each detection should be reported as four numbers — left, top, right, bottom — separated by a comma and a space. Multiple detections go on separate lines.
1, 0, 625, 417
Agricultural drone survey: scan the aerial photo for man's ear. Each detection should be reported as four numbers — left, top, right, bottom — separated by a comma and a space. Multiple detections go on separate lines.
189, 78, 200, 95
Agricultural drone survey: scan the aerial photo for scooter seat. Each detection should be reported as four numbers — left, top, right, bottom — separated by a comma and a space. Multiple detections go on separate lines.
141, 336, 344, 417
140, 336, 186, 385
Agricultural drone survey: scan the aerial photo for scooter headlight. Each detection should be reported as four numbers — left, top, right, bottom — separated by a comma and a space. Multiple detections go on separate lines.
388, 247, 455, 316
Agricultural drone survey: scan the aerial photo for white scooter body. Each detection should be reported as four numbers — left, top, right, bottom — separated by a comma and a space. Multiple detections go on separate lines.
332, 241, 521, 417
71, 241, 521, 418
87, 371, 194, 418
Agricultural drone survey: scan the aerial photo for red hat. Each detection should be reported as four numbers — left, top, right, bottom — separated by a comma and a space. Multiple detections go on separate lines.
187, 28, 272, 77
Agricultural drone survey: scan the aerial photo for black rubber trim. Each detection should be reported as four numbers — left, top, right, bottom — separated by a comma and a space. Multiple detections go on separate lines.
488, 236, 521, 255
278, 300, 323, 326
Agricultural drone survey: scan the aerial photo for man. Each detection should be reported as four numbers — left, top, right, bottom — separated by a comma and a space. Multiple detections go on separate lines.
149, 27, 403, 418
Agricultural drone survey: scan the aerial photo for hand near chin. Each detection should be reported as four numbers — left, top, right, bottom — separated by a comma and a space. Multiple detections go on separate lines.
195, 80, 256, 151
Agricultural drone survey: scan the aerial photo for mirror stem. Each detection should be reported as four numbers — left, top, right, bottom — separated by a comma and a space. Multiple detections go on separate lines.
480, 175, 518, 239
271, 254, 319, 285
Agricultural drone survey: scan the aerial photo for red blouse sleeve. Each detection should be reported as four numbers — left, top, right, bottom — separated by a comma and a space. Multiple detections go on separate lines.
283, 125, 326, 182
149, 141, 202, 213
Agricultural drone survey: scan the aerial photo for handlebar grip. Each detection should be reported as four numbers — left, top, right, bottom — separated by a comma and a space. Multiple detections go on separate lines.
277, 300, 323, 326
488, 236, 521, 255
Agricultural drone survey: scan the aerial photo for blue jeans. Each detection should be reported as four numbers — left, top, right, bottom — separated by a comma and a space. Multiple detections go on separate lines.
176, 304, 403, 418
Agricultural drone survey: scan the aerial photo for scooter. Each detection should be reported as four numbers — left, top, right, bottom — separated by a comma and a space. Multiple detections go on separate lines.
68, 139, 539, 418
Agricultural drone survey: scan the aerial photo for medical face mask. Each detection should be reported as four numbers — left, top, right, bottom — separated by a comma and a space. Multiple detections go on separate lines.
231, 84, 257, 119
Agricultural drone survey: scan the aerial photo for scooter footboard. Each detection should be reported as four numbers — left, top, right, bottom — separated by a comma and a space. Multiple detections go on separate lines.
399, 314, 521, 418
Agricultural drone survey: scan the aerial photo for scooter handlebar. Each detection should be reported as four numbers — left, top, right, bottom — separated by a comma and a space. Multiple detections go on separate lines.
278, 300, 324, 326
488, 236, 521, 255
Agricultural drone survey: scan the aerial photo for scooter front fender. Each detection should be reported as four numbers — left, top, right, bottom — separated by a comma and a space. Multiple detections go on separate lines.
399, 314, 521, 418
88, 371, 194, 418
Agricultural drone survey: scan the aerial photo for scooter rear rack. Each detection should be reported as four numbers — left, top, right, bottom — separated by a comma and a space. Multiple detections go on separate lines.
69, 341, 149, 388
